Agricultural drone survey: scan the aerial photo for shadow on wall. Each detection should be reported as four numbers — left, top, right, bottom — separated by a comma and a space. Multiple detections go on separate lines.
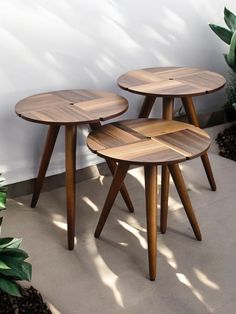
0, 0, 231, 183
0, 0, 229, 92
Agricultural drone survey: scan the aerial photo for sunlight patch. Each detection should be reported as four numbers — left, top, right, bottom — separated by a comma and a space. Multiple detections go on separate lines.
118, 219, 147, 249
194, 268, 220, 290
82, 196, 99, 212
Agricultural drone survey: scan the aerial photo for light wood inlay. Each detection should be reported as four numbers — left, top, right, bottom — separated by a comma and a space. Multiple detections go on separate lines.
118, 67, 226, 97
15, 90, 128, 125
87, 119, 210, 165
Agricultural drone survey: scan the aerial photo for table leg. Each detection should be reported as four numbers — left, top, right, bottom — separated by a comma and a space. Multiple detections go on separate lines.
168, 163, 202, 241
65, 125, 77, 250
181, 96, 216, 191
138, 95, 156, 118
94, 162, 129, 238
31, 125, 60, 208
90, 122, 134, 213
144, 165, 157, 281
160, 97, 174, 234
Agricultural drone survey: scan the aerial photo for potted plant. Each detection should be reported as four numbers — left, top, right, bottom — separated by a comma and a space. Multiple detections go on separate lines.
0, 174, 52, 313
209, 7, 236, 121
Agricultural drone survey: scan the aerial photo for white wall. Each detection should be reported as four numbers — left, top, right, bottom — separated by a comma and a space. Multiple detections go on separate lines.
0, 0, 235, 184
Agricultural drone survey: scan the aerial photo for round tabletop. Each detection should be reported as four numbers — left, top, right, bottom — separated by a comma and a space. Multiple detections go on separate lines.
117, 67, 226, 97
15, 89, 128, 125
87, 119, 211, 165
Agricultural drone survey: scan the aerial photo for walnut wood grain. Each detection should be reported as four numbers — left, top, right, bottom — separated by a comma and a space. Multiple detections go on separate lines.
94, 162, 130, 238
168, 163, 202, 241
90, 122, 134, 213
181, 96, 216, 191
31, 125, 60, 208
65, 125, 77, 250
118, 67, 225, 97
15, 90, 128, 125
87, 119, 211, 165
145, 165, 158, 280
160, 98, 174, 234
16, 89, 129, 251
90, 119, 206, 280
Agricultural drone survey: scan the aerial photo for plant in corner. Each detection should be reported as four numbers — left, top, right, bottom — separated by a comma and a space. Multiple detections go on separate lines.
0, 174, 52, 313
209, 7, 236, 121
0, 174, 32, 297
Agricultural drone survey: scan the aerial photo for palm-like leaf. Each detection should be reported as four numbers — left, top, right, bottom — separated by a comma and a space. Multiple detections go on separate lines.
224, 7, 236, 31
226, 31, 236, 72
209, 24, 232, 44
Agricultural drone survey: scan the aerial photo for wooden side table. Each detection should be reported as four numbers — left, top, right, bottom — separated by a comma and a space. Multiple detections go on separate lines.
15, 89, 134, 250
87, 119, 211, 280
117, 67, 225, 233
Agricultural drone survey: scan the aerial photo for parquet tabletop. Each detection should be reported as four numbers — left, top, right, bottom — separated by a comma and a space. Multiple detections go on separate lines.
117, 67, 226, 97
87, 119, 211, 165
15, 90, 128, 125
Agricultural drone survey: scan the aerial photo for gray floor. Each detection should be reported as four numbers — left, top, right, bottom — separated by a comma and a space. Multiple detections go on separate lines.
3, 124, 236, 314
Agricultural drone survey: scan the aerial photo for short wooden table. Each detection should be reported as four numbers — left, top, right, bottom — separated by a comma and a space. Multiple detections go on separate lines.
15, 89, 134, 250
87, 119, 211, 280
118, 67, 225, 232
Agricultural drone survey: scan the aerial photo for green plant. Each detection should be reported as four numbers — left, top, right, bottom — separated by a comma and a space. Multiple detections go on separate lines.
209, 7, 236, 72
209, 7, 236, 119
0, 175, 32, 297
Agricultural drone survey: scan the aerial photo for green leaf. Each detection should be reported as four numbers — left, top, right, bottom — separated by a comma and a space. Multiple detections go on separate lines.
0, 238, 22, 249
0, 277, 21, 297
0, 248, 29, 261
226, 31, 236, 70
209, 24, 233, 44
0, 191, 6, 210
0, 261, 32, 281
224, 7, 236, 31
0, 259, 10, 269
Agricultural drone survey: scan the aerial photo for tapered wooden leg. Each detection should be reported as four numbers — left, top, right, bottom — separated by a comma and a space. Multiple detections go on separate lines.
90, 122, 134, 213
144, 165, 157, 281
138, 95, 156, 118
106, 158, 134, 213
160, 165, 169, 234
181, 96, 216, 191
168, 163, 202, 241
160, 97, 174, 233
201, 154, 216, 191
31, 125, 60, 208
65, 125, 77, 250
94, 162, 130, 238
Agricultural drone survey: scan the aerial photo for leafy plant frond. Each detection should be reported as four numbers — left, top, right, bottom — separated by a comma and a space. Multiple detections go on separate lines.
0, 238, 22, 249
224, 7, 236, 31
209, 24, 232, 44
0, 261, 32, 281
0, 174, 7, 211
0, 174, 32, 297
226, 31, 236, 70
0, 277, 21, 297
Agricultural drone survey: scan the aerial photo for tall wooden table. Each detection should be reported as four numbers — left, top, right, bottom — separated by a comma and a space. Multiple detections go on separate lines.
117, 67, 225, 233
15, 89, 134, 250
87, 119, 211, 280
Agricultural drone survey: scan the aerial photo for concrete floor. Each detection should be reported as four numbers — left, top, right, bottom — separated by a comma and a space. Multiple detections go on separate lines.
2, 124, 236, 314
